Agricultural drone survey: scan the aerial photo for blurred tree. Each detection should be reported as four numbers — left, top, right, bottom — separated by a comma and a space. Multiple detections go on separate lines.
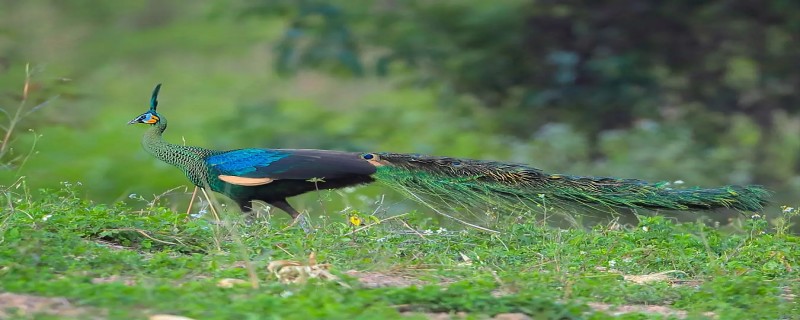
244, 0, 800, 146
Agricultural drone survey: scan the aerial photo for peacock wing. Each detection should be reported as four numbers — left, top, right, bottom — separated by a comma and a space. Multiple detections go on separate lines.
206, 149, 377, 186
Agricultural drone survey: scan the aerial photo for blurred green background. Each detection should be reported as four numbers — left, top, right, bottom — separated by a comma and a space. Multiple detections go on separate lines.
2, 1, 799, 225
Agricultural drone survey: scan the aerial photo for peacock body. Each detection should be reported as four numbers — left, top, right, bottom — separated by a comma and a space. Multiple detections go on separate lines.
129, 84, 770, 228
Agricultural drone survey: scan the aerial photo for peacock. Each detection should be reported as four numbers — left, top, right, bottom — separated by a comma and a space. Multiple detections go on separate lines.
129, 84, 769, 231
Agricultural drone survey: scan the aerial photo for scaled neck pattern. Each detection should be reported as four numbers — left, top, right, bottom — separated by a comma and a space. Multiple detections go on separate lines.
142, 116, 218, 186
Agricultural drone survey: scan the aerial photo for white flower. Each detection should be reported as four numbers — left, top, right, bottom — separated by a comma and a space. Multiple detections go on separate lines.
642, 226, 649, 232
608, 260, 616, 267
42, 214, 52, 221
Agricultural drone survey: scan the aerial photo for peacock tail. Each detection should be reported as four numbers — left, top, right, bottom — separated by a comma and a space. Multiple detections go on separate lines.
372, 153, 769, 219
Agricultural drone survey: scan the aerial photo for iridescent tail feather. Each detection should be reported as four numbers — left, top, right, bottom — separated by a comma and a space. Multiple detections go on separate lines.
372, 153, 769, 221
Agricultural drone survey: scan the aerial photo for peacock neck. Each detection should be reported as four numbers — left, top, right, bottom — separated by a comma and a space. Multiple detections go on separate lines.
142, 117, 217, 186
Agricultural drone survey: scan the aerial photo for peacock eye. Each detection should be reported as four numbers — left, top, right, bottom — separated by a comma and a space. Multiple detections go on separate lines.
451, 161, 462, 166
144, 114, 159, 124
361, 153, 380, 161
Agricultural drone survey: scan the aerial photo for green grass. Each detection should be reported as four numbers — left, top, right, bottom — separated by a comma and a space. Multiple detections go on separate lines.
0, 181, 797, 319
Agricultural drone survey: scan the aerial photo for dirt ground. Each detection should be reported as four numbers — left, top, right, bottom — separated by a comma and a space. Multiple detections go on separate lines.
5, 270, 794, 319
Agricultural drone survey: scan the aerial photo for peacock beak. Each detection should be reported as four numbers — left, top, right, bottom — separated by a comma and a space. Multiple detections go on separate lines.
128, 114, 146, 124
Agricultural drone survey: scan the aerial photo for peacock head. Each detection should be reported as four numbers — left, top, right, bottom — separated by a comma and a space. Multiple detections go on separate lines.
128, 83, 163, 125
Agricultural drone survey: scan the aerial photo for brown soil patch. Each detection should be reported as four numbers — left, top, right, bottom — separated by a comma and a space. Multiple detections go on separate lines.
586, 302, 716, 319
346, 270, 450, 288
91, 275, 137, 286
346, 270, 718, 319
782, 286, 795, 301
401, 312, 532, 319
0, 292, 102, 319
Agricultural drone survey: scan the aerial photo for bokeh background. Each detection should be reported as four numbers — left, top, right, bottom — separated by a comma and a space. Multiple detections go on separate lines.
2, 1, 799, 228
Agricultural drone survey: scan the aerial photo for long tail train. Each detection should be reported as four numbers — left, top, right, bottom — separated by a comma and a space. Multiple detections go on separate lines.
370, 153, 769, 216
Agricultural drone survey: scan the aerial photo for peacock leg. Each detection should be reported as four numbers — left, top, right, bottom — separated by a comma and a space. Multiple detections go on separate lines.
268, 199, 312, 233
185, 186, 198, 216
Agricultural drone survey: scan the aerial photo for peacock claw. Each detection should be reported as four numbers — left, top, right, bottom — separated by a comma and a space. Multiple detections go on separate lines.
294, 214, 313, 234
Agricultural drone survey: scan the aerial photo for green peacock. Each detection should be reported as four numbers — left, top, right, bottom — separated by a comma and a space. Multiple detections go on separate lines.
129, 84, 770, 230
